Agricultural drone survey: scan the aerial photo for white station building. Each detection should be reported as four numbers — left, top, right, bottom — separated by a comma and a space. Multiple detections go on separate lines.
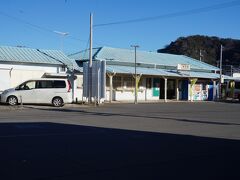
70, 46, 222, 102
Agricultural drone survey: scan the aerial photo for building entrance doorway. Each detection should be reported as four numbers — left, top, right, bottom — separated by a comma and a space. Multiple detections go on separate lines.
159, 79, 176, 99
179, 79, 189, 100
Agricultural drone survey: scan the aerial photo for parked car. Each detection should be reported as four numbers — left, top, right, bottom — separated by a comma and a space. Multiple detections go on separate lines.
0, 78, 72, 107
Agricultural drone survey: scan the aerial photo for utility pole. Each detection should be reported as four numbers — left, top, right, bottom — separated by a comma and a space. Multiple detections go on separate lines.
219, 44, 223, 99
88, 13, 93, 103
199, 49, 203, 62
131, 45, 139, 104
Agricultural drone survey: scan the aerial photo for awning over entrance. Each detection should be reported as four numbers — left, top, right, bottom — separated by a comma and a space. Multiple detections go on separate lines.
106, 65, 220, 79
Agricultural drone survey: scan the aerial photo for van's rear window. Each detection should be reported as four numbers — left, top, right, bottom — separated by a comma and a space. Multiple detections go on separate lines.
53, 81, 66, 88
36, 80, 66, 88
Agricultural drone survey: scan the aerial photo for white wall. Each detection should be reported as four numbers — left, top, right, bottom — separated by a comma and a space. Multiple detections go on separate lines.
145, 88, 159, 100
0, 63, 59, 93
0, 64, 59, 72
105, 89, 159, 102
72, 74, 84, 102
0, 69, 11, 92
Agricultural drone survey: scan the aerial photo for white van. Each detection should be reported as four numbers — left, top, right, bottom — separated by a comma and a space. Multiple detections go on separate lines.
0, 78, 72, 107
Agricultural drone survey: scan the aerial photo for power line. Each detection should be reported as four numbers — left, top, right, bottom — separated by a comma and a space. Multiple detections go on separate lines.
94, 0, 240, 27
0, 11, 53, 33
83, 35, 90, 58
0, 10, 87, 43
0, 9, 107, 50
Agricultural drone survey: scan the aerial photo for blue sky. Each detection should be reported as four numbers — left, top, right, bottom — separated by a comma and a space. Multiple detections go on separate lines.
0, 0, 240, 54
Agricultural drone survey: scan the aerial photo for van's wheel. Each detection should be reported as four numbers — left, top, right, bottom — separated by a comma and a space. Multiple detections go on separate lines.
52, 97, 63, 107
7, 96, 18, 106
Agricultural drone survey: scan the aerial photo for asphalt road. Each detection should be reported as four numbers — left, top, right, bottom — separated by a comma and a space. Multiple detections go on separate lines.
0, 102, 240, 179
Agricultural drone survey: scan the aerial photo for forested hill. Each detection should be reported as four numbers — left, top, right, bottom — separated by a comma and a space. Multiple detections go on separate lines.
157, 35, 240, 72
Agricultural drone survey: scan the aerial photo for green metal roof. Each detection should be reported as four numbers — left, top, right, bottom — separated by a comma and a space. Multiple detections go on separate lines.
0, 46, 74, 67
71, 46, 219, 72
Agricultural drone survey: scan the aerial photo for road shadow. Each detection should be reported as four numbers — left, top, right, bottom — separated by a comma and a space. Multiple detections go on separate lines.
24, 106, 240, 126
0, 122, 240, 180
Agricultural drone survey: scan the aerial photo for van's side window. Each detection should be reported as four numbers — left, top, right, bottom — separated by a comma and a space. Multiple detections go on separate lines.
19, 81, 36, 90
53, 81, 66, 88
36, 81, 54, 88
36, 80, 66, 89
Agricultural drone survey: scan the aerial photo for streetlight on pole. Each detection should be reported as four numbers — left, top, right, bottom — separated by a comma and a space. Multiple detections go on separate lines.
131, 45, 139, 104
54, 31, 69, 52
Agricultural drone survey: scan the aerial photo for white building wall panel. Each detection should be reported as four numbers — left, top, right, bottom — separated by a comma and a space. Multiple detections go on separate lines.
73, 75, 83, 102
0, 69, 11, 91
0, 63, 59, 93
0, 64, 58, 73
10, 69, 45, 87
105, 89, 159, 102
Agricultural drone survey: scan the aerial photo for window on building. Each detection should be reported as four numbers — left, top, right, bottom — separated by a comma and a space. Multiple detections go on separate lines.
138, 78, 145, 89
60, 66, 66, 72
106, 76, 110, 87
146, 78, 152, 89
123, 76, 133, 89
202, 84, 207, 90
113, 76, 122, 89
235, 82, 240, 89
167, 80, 175, 90
76, 76, 83, 88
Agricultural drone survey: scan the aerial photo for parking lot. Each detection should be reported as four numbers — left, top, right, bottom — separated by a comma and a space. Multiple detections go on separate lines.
0, 102, 240, 179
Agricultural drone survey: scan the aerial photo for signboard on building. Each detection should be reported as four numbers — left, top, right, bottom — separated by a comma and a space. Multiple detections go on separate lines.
177, 64, 190, 71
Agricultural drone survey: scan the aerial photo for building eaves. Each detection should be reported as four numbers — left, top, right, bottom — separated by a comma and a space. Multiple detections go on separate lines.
106, 65, 220, 79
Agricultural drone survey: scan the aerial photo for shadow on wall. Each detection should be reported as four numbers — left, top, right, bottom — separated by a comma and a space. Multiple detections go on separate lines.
0, 122, 240, 180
